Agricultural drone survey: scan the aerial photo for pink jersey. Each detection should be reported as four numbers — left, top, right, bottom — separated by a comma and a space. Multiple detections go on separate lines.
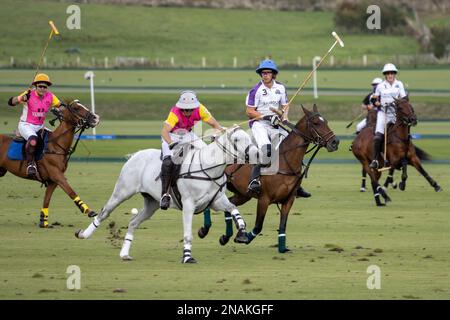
169, 106, 202, 132
19, 90, 59, 125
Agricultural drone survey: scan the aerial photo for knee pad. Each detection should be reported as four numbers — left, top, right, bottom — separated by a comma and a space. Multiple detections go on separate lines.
28, 136, 38, 147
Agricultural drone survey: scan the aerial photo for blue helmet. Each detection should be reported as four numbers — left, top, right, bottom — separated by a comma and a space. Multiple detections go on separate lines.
256, 59, 279, 75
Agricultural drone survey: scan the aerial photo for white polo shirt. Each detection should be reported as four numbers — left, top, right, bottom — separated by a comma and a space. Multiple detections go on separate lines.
246, 80, 288, 116
375, 79, 407, 106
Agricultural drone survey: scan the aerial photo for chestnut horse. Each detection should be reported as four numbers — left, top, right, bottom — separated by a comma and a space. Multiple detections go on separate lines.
352, 98, 441, 206
199, 104, 339, 253
0, 100, 100, 227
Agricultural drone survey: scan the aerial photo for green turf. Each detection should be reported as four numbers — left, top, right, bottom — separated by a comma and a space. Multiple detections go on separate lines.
0, 162, 448, 299
1, 69, 450, 91
0, 1, 421, 67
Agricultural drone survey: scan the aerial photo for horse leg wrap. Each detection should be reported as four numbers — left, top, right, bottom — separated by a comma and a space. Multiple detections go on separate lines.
119, 233, 134, 258
231, 208, 245, 230
39, 208, 49, 228
81, 217, 100, 239
278, 234, 286, 253
203, 208, 212, 229
246, 230, 258, 244
224, 212, 233, 237
73, 196, 89, 214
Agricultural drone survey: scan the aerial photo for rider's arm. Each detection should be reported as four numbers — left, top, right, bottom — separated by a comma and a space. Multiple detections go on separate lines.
51, 94, 62, 108
8, 90, 29, 106
161, 123, 174, 145
246, 106, 263, 120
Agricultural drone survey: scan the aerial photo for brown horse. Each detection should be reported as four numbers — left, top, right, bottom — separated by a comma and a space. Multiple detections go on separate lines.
352, 98, 441, 206
198, 104, 339, 253
0, 100, 100, 227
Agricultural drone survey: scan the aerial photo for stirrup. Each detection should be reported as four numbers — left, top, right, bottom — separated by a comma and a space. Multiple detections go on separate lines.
369, 160, 379, 169
26, 164, 37, 177
160, 193, 171, 210
247, 179, 261, 194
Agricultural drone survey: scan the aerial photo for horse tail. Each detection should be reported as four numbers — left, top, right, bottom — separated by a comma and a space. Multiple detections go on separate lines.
414, 145, 432, 161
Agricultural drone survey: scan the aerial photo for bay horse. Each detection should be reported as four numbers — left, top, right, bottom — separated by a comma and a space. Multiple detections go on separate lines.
198, 104, 339, 253
352, 98, 441, 206
0, 100, 100, 227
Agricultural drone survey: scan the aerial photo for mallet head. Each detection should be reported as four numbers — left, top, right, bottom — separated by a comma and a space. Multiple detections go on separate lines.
332, 31, 344, 47
48, 20, 60, 35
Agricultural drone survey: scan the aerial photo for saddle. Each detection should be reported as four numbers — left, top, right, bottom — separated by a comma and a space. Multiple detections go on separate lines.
7, 128, 51, 161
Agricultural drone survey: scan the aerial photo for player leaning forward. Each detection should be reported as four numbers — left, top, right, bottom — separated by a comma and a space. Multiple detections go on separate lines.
160, 90, 223, 209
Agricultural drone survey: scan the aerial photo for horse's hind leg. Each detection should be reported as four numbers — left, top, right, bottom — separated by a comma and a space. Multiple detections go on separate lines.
366, 165, 388, 206
198, 208, 212, 239
246, 197, 270, 244
120, 194, 159, 261
39, 181, 57, 228
409, 154, 442, 192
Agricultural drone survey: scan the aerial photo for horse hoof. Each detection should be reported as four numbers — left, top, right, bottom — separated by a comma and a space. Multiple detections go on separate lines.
435, 185, 442, 192
87, 211, 97, 218
75, 229, 84, 239
121, 255, 133, 261
360, 187, 366, 192
399, 182, 405, 191
198, 227, 209, 239
182, 257, 197, 264
377, 203, 386, 207
234, 230, 248, 244
278, 248, 291, 254
219, 235, 230, 246
392, 183, 398, 189
385, 197, 392, 203
39, 222, 49, 228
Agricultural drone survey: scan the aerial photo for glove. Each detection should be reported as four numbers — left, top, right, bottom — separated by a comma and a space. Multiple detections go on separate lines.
169, 141, 179, 150
264, 114, 280, 126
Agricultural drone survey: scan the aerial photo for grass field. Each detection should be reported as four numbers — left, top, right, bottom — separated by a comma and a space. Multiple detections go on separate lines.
0, 1, 421, 67
0, 161, 448, 299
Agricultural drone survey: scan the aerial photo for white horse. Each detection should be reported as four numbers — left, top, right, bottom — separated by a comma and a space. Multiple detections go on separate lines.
75, 127, 259, 263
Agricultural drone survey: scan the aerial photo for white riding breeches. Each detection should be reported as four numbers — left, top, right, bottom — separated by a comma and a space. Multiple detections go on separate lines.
375, 106, 396, 135
356, 118, 367, 133
18, 121, 43, 140
251, 120, 287, 149
161, 131, 206, 159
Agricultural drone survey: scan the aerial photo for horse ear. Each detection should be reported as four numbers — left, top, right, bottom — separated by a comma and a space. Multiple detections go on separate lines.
301, 104, 310, 115
313, 103, 318, 113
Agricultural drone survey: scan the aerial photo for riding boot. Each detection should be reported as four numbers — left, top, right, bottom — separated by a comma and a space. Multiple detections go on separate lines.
25, 137, 37, 178
160, 157, 174, 210
247, 165, 262, 195
296, 186, 311, 198
369, 134, 383, 169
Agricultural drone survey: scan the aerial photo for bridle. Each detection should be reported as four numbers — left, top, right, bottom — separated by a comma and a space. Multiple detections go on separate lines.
390, 100, 416, 127
46, 100, 97, 162
214, 126, 250, 163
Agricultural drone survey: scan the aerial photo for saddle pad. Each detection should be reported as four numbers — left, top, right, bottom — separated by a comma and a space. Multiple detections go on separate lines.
7, 131, 49, 161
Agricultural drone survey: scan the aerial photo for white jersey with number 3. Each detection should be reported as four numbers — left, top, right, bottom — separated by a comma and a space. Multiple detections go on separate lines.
246, 80, 288, 116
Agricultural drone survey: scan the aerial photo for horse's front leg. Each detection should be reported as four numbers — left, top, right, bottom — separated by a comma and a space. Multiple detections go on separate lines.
51, 172, 97, 218
210, 193, 248, 245
383, 168, 397, 189
399, 160, 408, 191
246, 197, 270, 244
278, 195, 295, 253
197, 208, 212, 239
181, 201, 196, 264
39, 181, 57, 228
360, 167, 367, 192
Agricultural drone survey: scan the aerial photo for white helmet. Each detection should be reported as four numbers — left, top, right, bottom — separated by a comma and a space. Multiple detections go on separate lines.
176, 90, 200, 110
382, 63, 398, 74
371, 77, 383, 85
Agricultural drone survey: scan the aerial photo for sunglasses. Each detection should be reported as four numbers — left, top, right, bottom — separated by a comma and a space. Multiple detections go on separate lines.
261, 71, 273, 75
181, 109, 194, 113
37, 85, 48, 89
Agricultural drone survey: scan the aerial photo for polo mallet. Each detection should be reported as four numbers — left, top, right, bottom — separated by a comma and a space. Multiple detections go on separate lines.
282, 31, 345, 115
30, 20, 60, 88
345, 111, 365, 129
378, 107, 391, 172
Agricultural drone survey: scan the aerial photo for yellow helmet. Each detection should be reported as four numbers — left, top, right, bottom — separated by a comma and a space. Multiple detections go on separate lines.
32, 73, 52, 86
